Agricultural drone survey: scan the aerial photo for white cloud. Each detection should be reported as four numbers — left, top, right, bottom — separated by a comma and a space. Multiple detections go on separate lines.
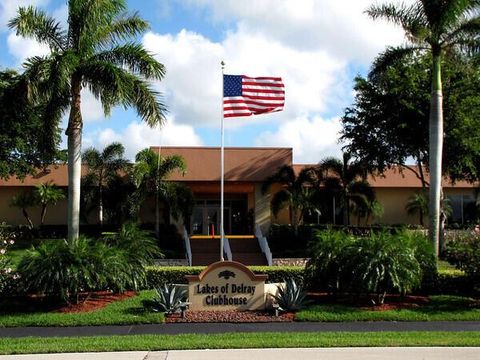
143, 29, 346, 127
0, 0, 50, 32
255, 116, 343, 164
80, 89, 106, 122
184, 0, 410, 64
7, 32, 50, 65
84, 118, 204, 160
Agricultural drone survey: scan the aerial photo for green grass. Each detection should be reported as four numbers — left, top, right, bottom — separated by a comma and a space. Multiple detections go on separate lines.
438, 260, 465, 276
297, 295, 480, 322
0, 290, 164, 327
1, 332, 480, 354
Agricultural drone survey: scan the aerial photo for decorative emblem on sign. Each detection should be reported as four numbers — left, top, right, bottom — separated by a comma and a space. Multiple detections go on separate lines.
218, 270, 236, 280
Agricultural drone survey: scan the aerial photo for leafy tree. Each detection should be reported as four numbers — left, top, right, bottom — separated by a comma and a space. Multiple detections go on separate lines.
366, 0, 480, 255
35, 181, 65, 226
261, 165, 319, 234
317, 153, 375, 226
82, 142, 129, 225
9, 0, 167, 241
131, 148, 190, 236
9, 191, 36, 229
342, 53, 480, 188
0, 70, 61, 179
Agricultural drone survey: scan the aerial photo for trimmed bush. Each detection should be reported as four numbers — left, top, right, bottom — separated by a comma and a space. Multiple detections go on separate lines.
144, 266, 305, 288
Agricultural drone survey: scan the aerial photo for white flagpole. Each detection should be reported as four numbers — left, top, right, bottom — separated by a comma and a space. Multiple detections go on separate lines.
220, 61, 225, 262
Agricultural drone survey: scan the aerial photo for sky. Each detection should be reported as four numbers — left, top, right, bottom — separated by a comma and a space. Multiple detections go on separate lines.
0, 0, 409, 164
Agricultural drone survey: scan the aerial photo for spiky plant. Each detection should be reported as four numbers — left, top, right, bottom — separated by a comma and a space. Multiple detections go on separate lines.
153, 284, 188, 315
273, 278, 307, 312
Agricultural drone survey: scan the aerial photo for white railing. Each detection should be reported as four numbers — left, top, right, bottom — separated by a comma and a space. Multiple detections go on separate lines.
223, 235, 233, 261
255, 224, 273, 266
183, 227, 192, 266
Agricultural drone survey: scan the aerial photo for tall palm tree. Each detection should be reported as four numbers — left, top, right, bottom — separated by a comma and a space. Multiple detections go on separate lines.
35, 181, 65, 226
131, 148, 188, 236
9, 0, 166, 240
318, 153, 375, 226
366, 0, 480, 255
262, 165, 319, 235
82, 142, 129, 225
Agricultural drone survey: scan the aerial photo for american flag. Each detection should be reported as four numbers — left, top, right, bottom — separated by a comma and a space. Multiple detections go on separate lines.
223, 75, 285, 118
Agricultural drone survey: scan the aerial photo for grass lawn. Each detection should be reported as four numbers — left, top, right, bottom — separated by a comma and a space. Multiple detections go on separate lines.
1, 332, 480, 354
297, 295, 480, 322
0, 290, 164, 327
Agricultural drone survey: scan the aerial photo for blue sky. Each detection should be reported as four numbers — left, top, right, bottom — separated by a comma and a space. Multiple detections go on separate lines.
0, 0, 406, 163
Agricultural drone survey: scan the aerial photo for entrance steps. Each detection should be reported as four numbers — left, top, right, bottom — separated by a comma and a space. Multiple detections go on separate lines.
189, 235, 268, 266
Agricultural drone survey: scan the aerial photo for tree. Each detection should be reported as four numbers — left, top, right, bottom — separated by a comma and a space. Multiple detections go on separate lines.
366, 0, 480, 256
342, 53, 480, 187
9, 0, 167, 240
0, 69, 62, 179
9, 191, 35, 229
82, 142, 129, 225
317, 153, 375, 226
261, 165, 319, 234
35, 181, 65, 226
130, 148, 189, 235
406, 191, 429, 227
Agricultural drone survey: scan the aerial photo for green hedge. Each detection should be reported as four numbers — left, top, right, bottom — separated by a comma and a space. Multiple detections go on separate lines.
145, 266, 305, 288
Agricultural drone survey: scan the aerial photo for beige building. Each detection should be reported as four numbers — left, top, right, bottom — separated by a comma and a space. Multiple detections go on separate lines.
0, 147, 477, 230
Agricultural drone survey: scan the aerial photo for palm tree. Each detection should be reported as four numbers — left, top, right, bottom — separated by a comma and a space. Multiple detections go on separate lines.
35, 181, 65, 226
82, 142, 129, 226
406, 191, 429, 227
318, 153, 375, 226
131, 148, 188, 236
262, 165, 319, 235
366, 0, 480, 255
9, 0, 167, 240
10, 191, 35, 229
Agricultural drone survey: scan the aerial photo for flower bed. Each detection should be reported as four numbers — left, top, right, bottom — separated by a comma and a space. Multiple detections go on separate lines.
165, 310, 294, 323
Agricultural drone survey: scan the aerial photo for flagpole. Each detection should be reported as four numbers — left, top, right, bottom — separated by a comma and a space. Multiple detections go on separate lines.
220, 60, 225, 262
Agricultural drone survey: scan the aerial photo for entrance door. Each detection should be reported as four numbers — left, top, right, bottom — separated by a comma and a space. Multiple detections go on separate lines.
190, 202, 231, 235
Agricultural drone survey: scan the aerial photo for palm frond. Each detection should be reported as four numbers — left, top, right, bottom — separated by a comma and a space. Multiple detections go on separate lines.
8, 6, 66, 51
262, 165, 296, 194
270, 190, 292, 217
91, 43, 165, 80
96, 12, 150, 47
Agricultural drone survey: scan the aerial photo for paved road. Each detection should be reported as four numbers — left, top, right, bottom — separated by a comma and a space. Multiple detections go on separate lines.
1, 348, 480, 360
1, 321, 480, 338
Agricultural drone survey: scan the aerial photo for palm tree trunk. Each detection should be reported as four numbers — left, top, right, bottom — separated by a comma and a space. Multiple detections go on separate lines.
428, 53, 443, 258
67, 75, 83, 241
40, 205, 47, 227
99, 186, 103, 226
22, 208, 33, 229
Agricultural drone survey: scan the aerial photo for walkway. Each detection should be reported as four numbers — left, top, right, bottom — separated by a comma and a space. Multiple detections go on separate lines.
1, 321, 480, 338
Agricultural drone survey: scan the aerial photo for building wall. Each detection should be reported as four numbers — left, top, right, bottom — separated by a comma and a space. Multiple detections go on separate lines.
0, 187, 68, 226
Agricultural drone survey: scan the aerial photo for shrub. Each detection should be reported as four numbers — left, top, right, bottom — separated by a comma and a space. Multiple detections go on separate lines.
445, 230, 480, 279
0, 226, 16, 294
304, 228, 355, 293
273, 278, 307, 311
350, 231, 422, 304
16, 223, 162, 303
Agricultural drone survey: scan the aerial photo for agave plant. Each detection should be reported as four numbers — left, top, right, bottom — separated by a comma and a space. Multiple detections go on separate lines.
153, 284, 188, 315
273, 278, 307, 312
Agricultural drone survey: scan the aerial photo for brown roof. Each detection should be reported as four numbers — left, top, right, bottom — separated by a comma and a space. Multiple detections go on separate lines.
151, 146, 293, 182
0, 165, 88, 187
292, 164, 476, 188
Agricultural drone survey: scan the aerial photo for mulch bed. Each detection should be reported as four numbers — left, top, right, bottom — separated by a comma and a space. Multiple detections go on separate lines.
165, 310, 295, 323
55, 291, 137, 313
